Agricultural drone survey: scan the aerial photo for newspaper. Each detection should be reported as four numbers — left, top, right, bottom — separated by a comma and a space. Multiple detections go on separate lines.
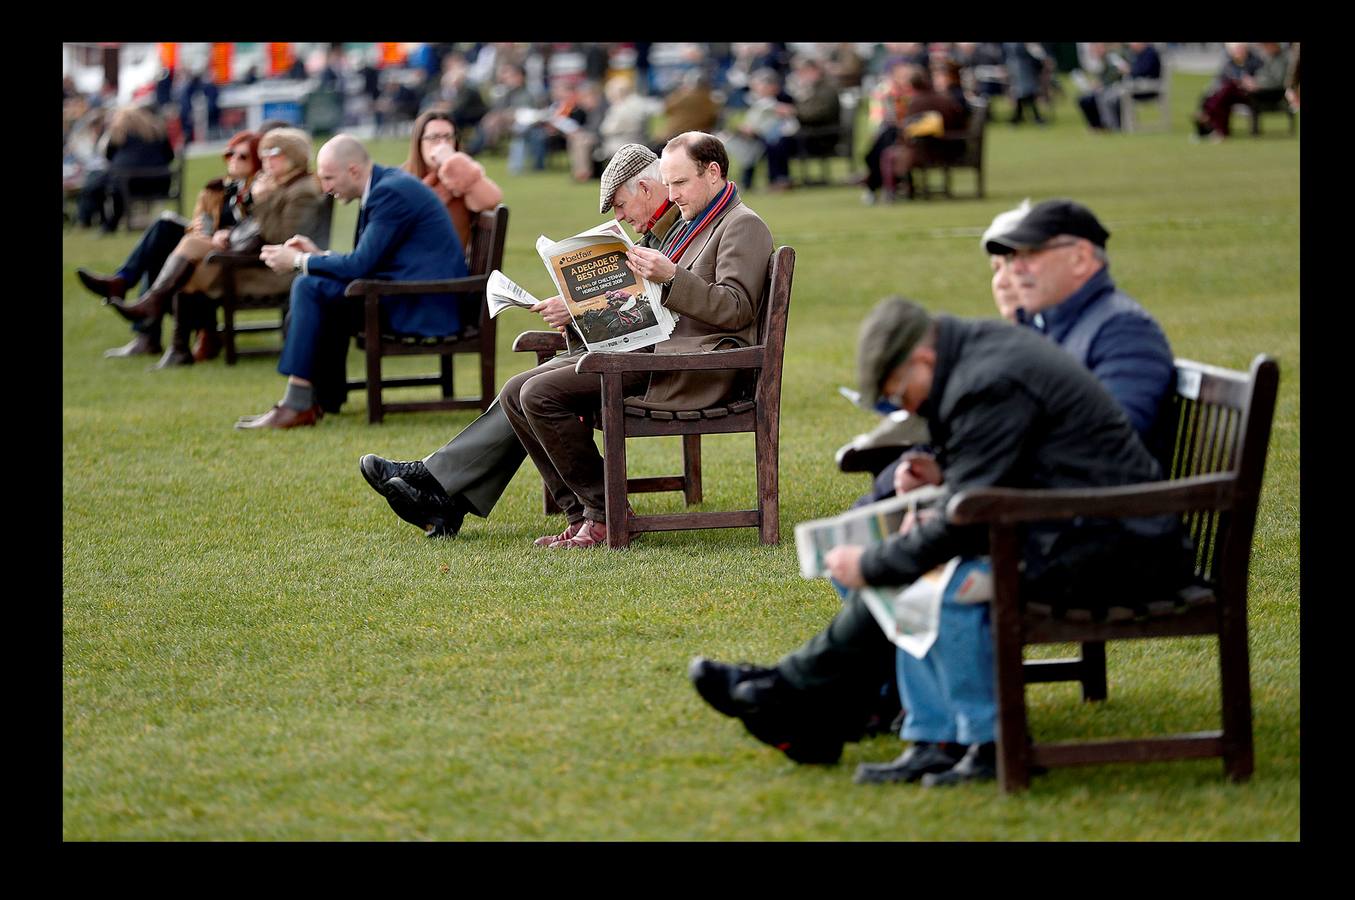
534, 221, 676, 353
486, 269, 542, 319
793, 487, 992, 658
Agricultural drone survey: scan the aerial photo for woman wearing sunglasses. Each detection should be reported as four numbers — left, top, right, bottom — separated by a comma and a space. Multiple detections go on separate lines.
76, 128, 263, 359
146, 126, 323, 368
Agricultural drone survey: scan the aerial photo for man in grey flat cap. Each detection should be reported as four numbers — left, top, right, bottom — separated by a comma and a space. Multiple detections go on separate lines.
690, 297, 1190, 783
355, 142, 704, 539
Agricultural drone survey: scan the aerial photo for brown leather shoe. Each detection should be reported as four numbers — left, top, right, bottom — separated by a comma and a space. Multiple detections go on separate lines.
548, 519, 608, 549
78, 268, 126, 300
234, 404, 322, 430
103, 334, 163, 358
192, 328, 222, 362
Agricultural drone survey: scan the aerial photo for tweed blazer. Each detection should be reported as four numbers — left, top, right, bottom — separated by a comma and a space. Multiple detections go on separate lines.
626, 197, 774, 412
196, 171, 324, 299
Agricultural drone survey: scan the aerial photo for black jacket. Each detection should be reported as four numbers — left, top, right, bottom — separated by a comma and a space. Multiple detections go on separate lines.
860, 317, 1187, 604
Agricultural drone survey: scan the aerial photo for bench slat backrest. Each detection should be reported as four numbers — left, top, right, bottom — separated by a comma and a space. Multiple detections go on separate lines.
1162, 356, 1279, 588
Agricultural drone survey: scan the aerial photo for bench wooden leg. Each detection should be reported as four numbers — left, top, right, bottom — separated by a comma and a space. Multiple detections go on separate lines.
991, 527, 1031, 793
1080, 641, 1107, 702
600, 373, 630, 549
756, 416, 779, 545
682, 434, 702, 505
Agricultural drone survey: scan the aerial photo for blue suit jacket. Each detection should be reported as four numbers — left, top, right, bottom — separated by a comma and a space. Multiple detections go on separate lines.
307, 163, 469, 336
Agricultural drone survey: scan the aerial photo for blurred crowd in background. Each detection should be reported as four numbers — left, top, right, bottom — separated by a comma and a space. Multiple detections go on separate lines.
64, 41, 1299, 230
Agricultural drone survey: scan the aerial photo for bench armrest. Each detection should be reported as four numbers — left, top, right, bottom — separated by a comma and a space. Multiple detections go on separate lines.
205, 251, 268, 269
344, 273, 490, 297
513, 331, 567, 354
575, 345, 765, 374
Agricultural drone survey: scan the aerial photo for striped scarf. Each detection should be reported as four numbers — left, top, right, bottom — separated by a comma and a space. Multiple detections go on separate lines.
659, 181, 738, 262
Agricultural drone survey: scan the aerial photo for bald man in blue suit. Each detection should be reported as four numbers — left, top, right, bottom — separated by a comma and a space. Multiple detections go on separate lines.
241, 133, 468, 429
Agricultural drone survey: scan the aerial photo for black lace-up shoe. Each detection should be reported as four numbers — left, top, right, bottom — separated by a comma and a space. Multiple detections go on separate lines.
688, 657, 777, 718
359, 454, 441, 497
921, 741, 998, 787
853, 742, 967, 785
383, 476, 466, 539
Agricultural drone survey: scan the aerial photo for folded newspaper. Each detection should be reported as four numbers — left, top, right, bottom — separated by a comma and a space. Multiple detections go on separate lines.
535, 221, 676, 352
793, 486, 992, 659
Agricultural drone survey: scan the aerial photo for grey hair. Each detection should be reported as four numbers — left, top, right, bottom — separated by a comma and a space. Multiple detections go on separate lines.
622, 158, 663, 195
1090, 244, 1109, 264
981, 198, 1031, 251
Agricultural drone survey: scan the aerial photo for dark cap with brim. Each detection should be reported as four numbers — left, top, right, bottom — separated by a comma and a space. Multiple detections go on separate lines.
856, 297, 932, 411
984, 198, 1110, 254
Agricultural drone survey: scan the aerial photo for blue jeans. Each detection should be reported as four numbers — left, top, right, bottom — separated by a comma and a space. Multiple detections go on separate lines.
896, 558, 995, 745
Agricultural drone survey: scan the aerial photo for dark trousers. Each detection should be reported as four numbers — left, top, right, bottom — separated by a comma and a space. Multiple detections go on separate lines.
277, 274, 359, 411
123, 217, 186, 339
500, 353, 647, 525
1200, 80, 1246, 136
862, 126, 899, 192
776, 590, 900, 738
422, 401, 528, 519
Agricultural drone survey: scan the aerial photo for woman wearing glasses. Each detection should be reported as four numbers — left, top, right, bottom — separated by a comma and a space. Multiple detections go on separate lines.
402, 107, 503, 248
145, 126, 324, 368
76, 128, 263, 359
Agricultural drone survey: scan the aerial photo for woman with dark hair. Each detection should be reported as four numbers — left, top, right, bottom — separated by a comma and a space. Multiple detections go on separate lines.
403, 107, 503, 248
77, 128, 261, 358
146, 127, 324, 368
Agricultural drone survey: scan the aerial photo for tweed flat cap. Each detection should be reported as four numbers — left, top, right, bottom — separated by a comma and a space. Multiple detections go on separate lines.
856, 297, 932, 411
599, 143, 658, 214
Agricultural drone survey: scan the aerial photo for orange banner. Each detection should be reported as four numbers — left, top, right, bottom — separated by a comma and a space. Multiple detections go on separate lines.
377, 42, 405, 68
210, 43, 232, 84
269, 42, 294, 76
160, 42, 177, 71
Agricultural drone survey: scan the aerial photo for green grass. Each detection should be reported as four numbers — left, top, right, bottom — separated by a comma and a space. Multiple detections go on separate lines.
63, 73, 1299, 840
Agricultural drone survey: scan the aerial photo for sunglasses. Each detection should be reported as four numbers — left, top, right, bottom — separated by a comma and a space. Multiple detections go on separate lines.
223, 150, 252, 160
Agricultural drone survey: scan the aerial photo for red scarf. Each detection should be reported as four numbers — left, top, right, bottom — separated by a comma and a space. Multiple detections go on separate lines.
642, 198, 673, 236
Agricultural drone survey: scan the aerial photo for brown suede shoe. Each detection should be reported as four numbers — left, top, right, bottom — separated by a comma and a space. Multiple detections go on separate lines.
548, 519, 608, 549
192, 328, 222, 362
534, 520, 584, 548
103, 334, 162, 358
234, 404, 322, 430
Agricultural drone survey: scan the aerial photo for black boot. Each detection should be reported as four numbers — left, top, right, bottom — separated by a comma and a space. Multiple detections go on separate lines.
110, 253, 194, 323
149, 294, 196, 370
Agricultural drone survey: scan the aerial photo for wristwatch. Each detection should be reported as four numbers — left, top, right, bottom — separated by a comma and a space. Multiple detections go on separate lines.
292, 253, 305, 273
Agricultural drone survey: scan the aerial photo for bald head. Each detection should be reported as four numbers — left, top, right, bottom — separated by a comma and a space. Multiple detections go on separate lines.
320, 133, 370, 167
316, 133, 372, 203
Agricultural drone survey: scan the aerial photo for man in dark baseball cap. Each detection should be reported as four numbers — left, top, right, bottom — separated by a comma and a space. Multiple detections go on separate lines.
983, 198, 1110, 254
980, 197, 1174, 460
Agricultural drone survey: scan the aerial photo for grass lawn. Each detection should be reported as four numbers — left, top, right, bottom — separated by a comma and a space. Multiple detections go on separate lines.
62, 72, 1299, 840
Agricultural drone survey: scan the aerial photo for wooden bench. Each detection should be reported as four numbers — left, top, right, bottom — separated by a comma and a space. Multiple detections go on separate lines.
912, 102, 987, 200
346, 204, 509, 423
946, 355, 1280, 792
792, 88, 861, 186
204, 193, 336, 365
513, 246, 795, 548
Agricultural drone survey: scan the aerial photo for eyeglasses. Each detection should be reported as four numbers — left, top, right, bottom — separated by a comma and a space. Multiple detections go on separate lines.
421, 132, 455, 144
223, 150, 252, 160
1007, 239, 1080, 262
